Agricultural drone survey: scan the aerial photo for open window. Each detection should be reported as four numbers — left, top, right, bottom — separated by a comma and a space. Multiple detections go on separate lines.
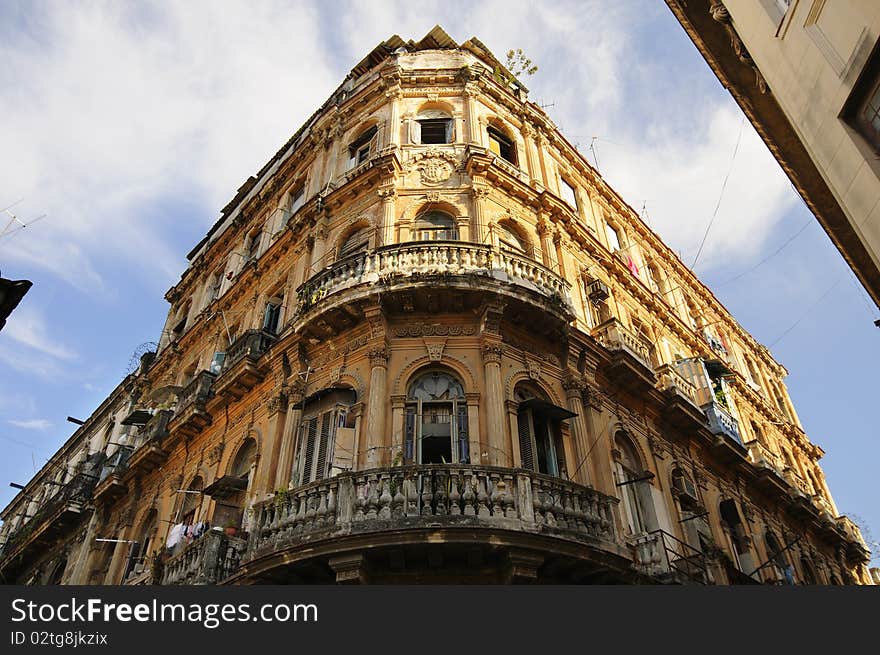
262, 294, 283, 336
764, 531, 794, 584
515, 383, 574, 477
292, 388, 357, 485
413, 210, 457, 241
719, 499, 756, 574
487, 125, 516, 164
559, 177, 578, 210
205, 438, 256, 534
605, 222, 622, 252
405, 370, 469, 465
415, 109, 453, 145
289, 184, 305, 215
348, 125, 378, 169
244, 230, 261, 264
613, 433, 655, 536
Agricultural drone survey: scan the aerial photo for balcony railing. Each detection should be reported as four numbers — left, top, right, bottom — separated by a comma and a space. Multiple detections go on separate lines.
591, 318, 653, 368
221, 329, 275, 373
655, 363, 699, 406
177, 371, 214, 413
97, 447, 133, 483
703, 401, 741, 445
745, 440, 782, 472
131, 410, 172, 452
246, 464, 617, 567
161, 530, 246, 585
631, 529, 711, 584
0, 473, 96, 562
295, 242, 572, 318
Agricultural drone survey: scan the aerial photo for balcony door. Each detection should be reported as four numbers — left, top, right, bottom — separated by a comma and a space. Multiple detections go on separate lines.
515, 383, 573, 476
405, 371, 469, 464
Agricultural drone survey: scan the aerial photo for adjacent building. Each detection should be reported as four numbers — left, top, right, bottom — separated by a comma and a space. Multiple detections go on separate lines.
0, 26, 871, 585
665, 0, 880, 308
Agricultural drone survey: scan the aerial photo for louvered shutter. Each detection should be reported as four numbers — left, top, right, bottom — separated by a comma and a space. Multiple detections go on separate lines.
404, 407, 416, 464
315, 411, 332, 481
517, 410, 535, 471
456, 403, 469, 463
302, 417, 317, 483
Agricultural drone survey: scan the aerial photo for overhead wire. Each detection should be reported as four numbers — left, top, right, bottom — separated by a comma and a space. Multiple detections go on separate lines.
690, 117, 745, 271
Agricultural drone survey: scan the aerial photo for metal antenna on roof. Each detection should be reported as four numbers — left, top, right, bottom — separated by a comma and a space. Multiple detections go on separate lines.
1, 201, 47, 242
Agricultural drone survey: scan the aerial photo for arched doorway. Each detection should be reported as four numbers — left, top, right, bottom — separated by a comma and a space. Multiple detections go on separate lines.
405, 370, 469, 465
613, 433, 655, 536
205, 438, 256, 535
515, 382, 572, 477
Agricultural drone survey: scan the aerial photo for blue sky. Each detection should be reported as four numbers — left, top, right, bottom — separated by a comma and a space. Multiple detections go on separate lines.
1, 1, 877, 558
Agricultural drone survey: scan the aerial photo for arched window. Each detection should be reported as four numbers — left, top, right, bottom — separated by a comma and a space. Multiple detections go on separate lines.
413, 211, 457, 241
405, 371, 468, 465
124, 509, 158, 581
614, 434, 653, 536
515, 383, 573, 477
48, 559, 67, 585
415, 109, 453, 144
498, 222, 528, 255
179, 476, 203, 527
487, 124, 516, 164
339, 226, 370, 259
293, 388, 357, 485
800, 557, 818, 585
719, 499, 754, 572
765, 531, 794, 584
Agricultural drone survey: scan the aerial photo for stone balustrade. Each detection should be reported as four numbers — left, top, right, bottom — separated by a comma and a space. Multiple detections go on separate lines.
161, 529, 246, 585
591, 318, 653, 367
655, 363, 699, 405
295, 242, 572, 318
245, 464, 617, 565
222, 329, 275, 372
746, 440, 782, 472
176, 371, 215, 413
704, 401, 741, 445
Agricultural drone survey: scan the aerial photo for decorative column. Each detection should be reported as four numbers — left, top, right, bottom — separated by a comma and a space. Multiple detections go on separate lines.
470, 183, 491, 245
385, 87, 402, 148
479, 301, 507, 467
275, 379, 305, 490
562, 372, 592, 487
519, 122, 541, 186
253, 390, 288, 495
536, 214, 557, 271
464, 82, 482, 146
466, 392, 482, 465
364, 304, 389, 469
390, 394, 406, 465
378, 184, 397, 247
103, 517, 135, 584
534, 130, 552, 191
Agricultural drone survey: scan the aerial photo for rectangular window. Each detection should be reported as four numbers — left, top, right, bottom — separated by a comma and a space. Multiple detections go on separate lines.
289, 185, 305, 214
262, 297, 282, 335
841, 31, 880, 149
418, 118, 452, 144
348, 126, 378, 169
605, 223, 621, 251
560, 178, 578, 210
487, 126, 516, 164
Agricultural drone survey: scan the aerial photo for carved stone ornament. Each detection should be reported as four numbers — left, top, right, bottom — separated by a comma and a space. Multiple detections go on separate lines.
647, 433, 666, 459
267, 392, 289, 416
368, 346, 390, 367
418, 157, 453, 185
526, 358, 541, 381
393, 324, 476, 337
424, 340, 446, 362
426, 191, 442, 202
330, 366, 344, 385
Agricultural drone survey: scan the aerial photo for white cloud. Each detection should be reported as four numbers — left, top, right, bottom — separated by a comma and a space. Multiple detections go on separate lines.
8, 419, 51, 430
0, 1, 338, 291
3, 305, 76, 361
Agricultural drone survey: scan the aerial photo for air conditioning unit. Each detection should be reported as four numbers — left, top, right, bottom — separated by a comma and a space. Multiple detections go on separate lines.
673, 473, 699, 502
587, 279, 610, 301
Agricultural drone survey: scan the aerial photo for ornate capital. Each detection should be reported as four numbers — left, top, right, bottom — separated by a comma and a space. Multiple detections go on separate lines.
377, 185, 397, 201
368, 346, 390, 367
470, 185, 490, 200
267, 391, 289, 416
480, 301, 505, 335
481, 343, 504, 364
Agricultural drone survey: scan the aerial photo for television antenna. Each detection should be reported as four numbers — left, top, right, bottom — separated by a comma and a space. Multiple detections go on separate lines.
1, 200, 47, 241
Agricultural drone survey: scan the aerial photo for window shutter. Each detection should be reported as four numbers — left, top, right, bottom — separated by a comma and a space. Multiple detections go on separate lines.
456, 404, 469, 463
517, 410, 535, 471
315, 411, 332, 481
302, 417, 317, 483
404, 407, 416, 463
409, 119, 421, 145
445, 119, 453, 144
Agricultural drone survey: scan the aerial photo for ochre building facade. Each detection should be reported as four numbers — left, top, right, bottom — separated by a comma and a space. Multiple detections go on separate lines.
0, 27, 872, 585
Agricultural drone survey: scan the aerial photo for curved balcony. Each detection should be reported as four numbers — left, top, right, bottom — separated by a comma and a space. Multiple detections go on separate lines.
228, 464, 629, 584
294, 242, 573, 338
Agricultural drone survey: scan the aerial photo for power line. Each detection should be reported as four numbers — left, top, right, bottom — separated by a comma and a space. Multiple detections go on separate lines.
715, 218, 814, 288
691, 117, 745, 271
767, 274, 844, 348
